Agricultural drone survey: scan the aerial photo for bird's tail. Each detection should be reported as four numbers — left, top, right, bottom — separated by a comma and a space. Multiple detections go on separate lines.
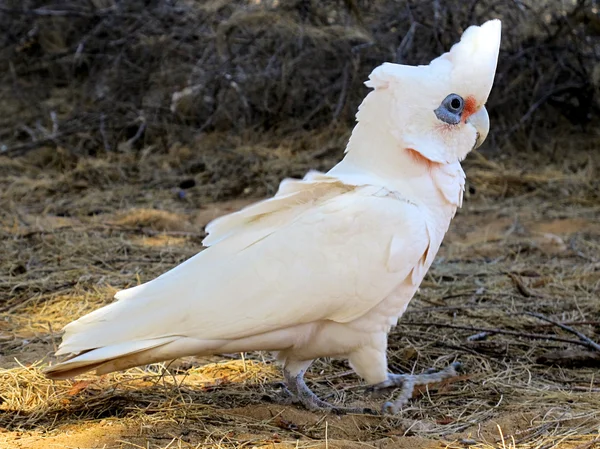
44, 336, 211, 379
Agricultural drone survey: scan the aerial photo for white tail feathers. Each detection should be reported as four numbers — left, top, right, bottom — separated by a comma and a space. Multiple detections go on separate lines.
45, 336, 189, 379
45, 326, 304, 379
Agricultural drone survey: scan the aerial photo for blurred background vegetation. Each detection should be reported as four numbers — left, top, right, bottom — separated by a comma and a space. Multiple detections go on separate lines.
0, 0, 598, 200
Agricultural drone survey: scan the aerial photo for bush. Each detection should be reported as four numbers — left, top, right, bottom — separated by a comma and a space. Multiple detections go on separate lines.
0, 0, 598, 157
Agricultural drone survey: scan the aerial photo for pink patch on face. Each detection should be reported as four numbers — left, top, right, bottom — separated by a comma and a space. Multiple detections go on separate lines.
461, 96, 478, 122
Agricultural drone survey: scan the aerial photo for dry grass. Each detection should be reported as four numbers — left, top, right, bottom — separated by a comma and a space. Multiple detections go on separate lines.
0, 132, 599, 447
113, 209, 195, 232
0, 360, 278, 424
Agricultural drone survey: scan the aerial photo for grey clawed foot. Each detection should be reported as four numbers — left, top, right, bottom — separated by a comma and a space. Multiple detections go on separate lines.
370, 362, 462, 414
264, 381, 295, 405
279, 363, 461, 415
284, 370, 375, 415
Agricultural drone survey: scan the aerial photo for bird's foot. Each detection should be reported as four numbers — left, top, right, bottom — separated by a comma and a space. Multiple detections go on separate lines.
369, 362, 462, 414
284, 371, 375, 415
263, 381, 295, 405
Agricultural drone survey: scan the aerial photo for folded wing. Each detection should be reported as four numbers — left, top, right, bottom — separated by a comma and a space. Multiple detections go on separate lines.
50, 175, 430, 374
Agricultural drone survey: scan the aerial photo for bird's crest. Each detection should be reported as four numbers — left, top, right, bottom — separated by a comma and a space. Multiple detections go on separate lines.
366, 20, 501, 107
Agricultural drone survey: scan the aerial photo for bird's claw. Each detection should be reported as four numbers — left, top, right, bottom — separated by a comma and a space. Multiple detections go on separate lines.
263, 381, 295, 405
283, 369, 375, 415
295, 379, 375, 415
280, 363, 461, 415
371, 362, 462, 414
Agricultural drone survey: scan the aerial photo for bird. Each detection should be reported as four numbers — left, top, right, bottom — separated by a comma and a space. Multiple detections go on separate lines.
45, 20, 502, 414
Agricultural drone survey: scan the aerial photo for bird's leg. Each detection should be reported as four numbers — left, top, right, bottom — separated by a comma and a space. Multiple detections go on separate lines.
283, 368, 336, 410
370, 362, 461, 414
282, 360, 372, 414
348, 340, 461, 413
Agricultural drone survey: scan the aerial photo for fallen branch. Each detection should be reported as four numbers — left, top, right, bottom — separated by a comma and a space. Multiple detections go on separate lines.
402, 322, 596, 349
525, 312, 600, 352
3, 134, 66, 156
536, 350, 600, 368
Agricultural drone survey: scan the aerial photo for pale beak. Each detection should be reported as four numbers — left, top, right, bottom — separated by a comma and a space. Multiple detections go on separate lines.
467, 106, 490, 149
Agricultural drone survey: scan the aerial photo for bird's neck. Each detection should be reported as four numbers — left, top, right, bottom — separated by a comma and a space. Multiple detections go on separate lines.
328, 120, 466, 219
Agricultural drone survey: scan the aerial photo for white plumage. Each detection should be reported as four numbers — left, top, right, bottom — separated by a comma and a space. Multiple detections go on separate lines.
46, 20, 502, 413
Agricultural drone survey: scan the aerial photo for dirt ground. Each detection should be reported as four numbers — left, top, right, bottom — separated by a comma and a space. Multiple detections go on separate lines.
0, 139, 599, 449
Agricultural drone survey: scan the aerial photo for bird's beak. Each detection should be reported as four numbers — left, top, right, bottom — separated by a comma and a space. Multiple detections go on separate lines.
467, 106, 490, 149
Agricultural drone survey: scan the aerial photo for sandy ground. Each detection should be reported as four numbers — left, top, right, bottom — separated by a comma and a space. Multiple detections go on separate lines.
0, 146, 599, 449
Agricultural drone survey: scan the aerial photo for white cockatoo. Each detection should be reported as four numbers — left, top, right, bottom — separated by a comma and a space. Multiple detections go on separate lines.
46, 20, 501, 414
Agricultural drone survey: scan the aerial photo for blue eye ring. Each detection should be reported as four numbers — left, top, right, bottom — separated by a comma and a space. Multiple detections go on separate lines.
434, 93, 464, 125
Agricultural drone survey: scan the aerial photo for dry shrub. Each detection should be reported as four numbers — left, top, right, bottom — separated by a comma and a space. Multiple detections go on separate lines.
0, 0, 597, 160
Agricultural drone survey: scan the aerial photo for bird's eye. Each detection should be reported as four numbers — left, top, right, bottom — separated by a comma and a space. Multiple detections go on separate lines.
449, 96, 463, 112
434, 93, 465, 125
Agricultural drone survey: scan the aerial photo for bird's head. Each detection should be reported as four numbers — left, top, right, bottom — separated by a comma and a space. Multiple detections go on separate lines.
355, 20, 501, 165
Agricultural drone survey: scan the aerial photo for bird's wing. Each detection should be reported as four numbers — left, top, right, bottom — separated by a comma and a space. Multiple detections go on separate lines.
202, 171, 351, 246
56, 176, 430, 356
